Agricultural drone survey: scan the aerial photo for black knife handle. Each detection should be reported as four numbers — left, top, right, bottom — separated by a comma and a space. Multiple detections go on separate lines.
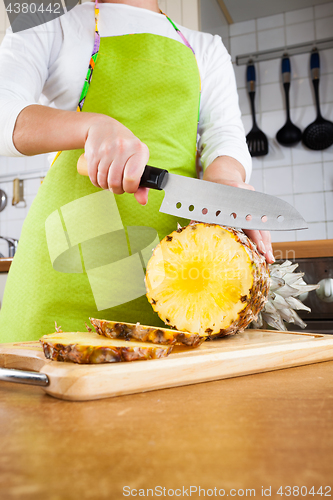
139, 165, 168, 190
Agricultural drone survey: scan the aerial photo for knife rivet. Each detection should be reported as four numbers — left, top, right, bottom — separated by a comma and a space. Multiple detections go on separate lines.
189, 205, 194, 212
230, 212, 237, 219
202, 208, 208, 215
261, 215, 268, 223
277, 215, 284, 222
176, 202, 182, 209
246, 214, 252, 221
216, 210, 221, 217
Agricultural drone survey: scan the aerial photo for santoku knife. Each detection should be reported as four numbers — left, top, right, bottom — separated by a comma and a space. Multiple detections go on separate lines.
77, 156, 307, 231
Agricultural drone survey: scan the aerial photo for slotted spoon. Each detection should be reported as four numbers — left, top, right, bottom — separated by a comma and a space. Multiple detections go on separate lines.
302, 49, 333, 150
246, 62, 268, 157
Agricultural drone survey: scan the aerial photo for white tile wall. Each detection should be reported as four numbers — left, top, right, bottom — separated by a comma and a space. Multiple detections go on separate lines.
324, 161, 333, 190
0, 154, 49, 256
230, 2, 333, 242
229, 19, 256, 37
285, 7, 313, 25
258, 27, 285, 52
293, 163, 324, 193
328, 221, 333, 237
286, 21, 315, 46
315, 16, 333, 40
257, 13, 284, 31
294, 192, 326, 222
315, 2, 333, 18
230, 33, 257, 60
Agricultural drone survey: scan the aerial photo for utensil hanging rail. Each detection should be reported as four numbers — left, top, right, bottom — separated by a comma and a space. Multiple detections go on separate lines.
236, 37, 333, 66
0, 169, 49, 184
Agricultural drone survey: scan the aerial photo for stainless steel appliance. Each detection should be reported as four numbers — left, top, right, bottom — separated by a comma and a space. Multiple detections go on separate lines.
286, 257, 333, 334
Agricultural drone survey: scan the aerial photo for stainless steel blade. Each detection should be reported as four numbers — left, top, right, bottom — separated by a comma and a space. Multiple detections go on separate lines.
160, 174, 307, 231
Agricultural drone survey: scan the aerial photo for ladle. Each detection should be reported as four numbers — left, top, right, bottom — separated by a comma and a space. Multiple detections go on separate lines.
276, 55, 302, 147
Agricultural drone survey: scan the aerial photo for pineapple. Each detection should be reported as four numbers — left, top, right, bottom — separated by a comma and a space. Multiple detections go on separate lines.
145, 223, 270, 337
145, 223, 317, 337
40, 331, 173, 364
90, 318, 204, 347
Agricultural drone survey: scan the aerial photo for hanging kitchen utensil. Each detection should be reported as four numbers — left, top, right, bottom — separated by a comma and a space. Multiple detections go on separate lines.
276, 55, 302, 147
0, 189, 7, 212
12, 178, 26, 208
246, 61, 268, 157
302, 49, 333, 150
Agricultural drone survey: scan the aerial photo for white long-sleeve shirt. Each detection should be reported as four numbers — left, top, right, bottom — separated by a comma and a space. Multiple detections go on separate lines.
0, 2, 252, 182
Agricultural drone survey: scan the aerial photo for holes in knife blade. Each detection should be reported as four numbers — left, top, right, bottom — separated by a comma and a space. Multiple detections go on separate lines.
176, 202, 182, 209
216, 210, 221, 217
261, 215, 268, 223
245, 214, 252, 221
277, 215, 284, 223
230, 212, 237, 220
189, 205, 194, 212
202, 208, 208, 215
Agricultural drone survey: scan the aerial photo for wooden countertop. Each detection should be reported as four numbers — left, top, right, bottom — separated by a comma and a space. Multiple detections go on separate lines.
272, 239, 333, 259
0, 361, 332, 498
0, 258, 12, 272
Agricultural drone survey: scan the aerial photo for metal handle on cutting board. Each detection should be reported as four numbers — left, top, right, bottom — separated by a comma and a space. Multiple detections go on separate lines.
0, 367, 49, 386
77, 154, 168, 191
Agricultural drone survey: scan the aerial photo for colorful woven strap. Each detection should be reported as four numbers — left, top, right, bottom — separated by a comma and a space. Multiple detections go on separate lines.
77, 0, 100, 112
160, 10, 195, 55
77, 1, 199, 113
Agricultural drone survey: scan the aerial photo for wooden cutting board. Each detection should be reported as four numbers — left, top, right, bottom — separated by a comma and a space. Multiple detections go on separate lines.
1, 329, 333, 401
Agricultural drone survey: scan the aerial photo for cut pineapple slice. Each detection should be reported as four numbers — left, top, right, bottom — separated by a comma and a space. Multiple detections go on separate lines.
145, 224, 270, 337
40, 331, 173, 364
90, 318, 204, 347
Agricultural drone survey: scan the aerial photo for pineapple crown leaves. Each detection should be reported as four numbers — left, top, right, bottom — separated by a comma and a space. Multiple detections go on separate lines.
252, 260, 319, 331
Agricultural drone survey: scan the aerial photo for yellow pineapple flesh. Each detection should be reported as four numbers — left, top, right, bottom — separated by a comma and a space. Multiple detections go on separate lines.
40, 331, 173, 364
145, 223, 270, 337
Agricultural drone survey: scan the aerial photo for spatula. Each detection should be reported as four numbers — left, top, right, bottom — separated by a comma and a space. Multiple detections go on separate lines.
246, 62, 269, 157
276, 55, 302, 147
302, 49, 333, 150
77, 155, 307, 231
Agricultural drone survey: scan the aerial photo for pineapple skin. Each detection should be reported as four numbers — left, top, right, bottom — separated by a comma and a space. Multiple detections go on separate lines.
146, 224, 270, 337
40, 337, 172, 364
90, 318, 204, 347
225, 227, 270, 335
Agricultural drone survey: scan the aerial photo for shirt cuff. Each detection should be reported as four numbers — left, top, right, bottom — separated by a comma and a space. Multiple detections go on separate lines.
0, 101, 37, 157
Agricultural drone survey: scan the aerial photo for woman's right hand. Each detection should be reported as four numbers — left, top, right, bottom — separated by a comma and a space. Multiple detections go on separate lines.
84, 116, 150, 205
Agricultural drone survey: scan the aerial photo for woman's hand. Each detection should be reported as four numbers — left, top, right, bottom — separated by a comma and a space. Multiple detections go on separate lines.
203, 156, 275, 264
13, 107, 149, 206
84, 116, 150, 205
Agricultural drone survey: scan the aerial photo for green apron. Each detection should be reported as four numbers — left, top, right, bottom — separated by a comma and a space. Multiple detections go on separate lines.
0, 10, 200, 342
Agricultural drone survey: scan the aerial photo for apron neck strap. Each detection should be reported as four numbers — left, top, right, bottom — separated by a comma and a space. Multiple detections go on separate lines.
159, 10, 195, 55
77, 0, 196, 112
